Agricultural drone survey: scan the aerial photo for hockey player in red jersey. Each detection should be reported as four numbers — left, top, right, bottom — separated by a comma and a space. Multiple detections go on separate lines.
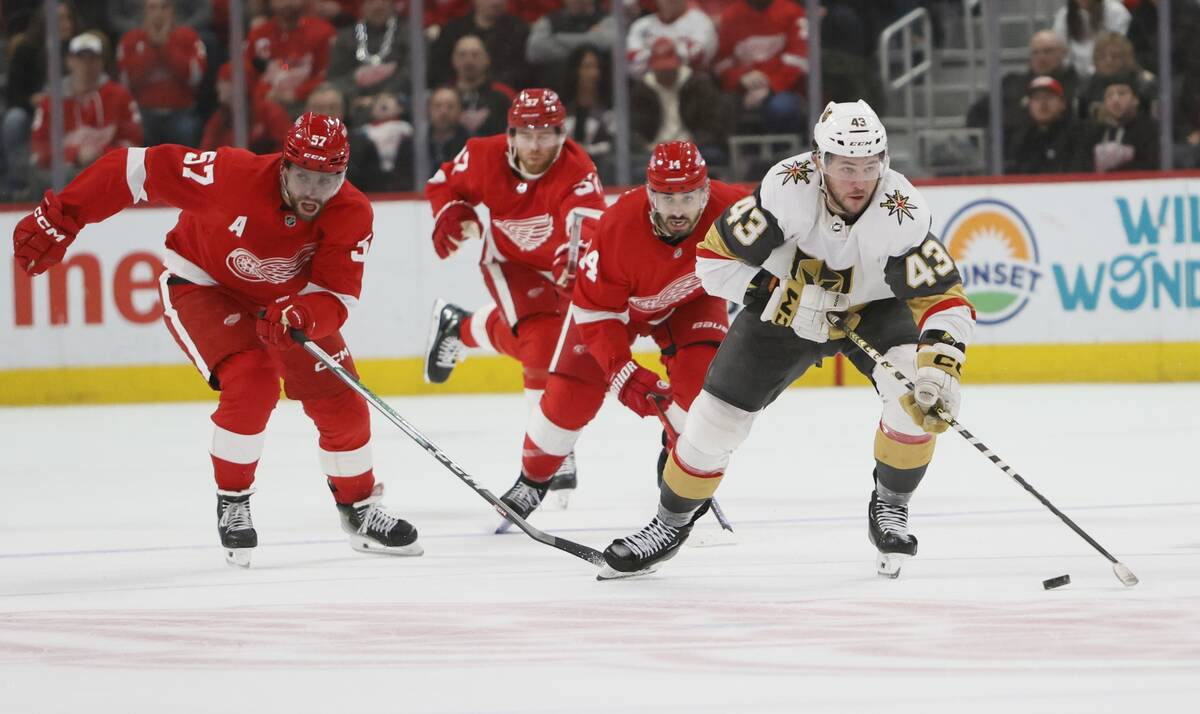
494, 141, 749, 528
11, 113, 421, 567
422, 88, 607, 502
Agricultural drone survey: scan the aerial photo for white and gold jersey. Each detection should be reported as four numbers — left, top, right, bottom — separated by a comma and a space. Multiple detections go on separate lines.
695, 151, 975, 345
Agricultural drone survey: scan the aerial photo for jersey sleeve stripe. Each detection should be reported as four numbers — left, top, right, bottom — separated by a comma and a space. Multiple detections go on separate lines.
697, 225, 739, 261
125, 147, 148, 203
905, 286, 975, 330
298, 282, 359, 311
571, 304, 630, 325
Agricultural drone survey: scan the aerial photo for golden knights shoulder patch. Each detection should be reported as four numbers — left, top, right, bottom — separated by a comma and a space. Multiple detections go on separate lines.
879, 190, 916, 225
776, 159, 813, 186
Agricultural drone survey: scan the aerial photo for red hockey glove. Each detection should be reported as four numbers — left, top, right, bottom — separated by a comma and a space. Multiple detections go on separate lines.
431, 201, 481, 259
13, 191, 80, 276
551, 240, 590, 298
610, 359, 672, 418
256, 295, 314, 349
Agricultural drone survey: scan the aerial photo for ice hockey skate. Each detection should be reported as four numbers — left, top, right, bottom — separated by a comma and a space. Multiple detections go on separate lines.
337, 484, 423, 556
545, 451, 577, 509
598, 516, 692, 580
495, 473, 549, 533
216, 488, 257, 568
423, 299, 469, 384
869, 490, 918, 578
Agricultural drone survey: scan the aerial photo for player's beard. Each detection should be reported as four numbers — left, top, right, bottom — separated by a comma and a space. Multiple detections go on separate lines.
280, 174, 328, 222
824, 179, 877, 222
652, 208, 702, 241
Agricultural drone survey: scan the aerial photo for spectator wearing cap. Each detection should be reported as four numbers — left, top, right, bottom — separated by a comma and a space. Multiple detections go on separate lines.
430, 0, 530, 92
117, 0, 207, 147
1075, 33, 1157, 121
630, 37, 731, 164
714, 0, 809, 135
626, 0, 718, 78
244, 0, 337, 118
30, 33, 144, 182
328, 0, 411, 128
526, 0, 615, 91
427, 86, 471, 168
449, 34, 515, 138
1052, 0, 1130, 78
1071, 73, 1160, 172
967, 30, 1081, 137
200, 61, 293, 154
1006, 76, 1077, 174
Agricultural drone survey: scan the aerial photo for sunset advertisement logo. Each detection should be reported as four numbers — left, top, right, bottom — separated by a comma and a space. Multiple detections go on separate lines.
941, 199, 1042, 325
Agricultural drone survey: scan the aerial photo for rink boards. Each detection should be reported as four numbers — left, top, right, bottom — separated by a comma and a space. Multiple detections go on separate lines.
2, 171, 1199, 404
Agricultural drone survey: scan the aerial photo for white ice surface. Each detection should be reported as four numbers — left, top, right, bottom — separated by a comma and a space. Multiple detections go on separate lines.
1, 384, 1198, 713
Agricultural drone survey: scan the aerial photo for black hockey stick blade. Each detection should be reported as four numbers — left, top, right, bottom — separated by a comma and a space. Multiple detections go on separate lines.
291, 329, 605, 568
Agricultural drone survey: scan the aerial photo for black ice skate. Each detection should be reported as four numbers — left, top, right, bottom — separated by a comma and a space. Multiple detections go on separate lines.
598, 516, 692, 580
495, 473, 550, 533
546, 451, 577, 509
217, 488, 258, 568
868, 490, 918, 578
423, 299, 469, 384
337, 484, 423, 556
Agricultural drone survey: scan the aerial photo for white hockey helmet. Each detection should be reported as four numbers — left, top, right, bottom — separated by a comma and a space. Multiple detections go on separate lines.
812, 100, 888, 162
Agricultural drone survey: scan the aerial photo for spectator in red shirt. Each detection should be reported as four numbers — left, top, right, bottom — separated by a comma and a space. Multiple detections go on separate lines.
714, 0, 809, 134
200, 61, 293, 154
117, 0, 208, 147
31, 33, 143, 183
245, 0, 337, 118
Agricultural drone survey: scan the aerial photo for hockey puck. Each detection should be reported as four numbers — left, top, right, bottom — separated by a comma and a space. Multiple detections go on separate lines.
1042, 574, 1071, 590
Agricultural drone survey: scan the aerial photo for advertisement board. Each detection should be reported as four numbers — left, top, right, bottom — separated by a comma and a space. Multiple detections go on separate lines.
3, 172, 1199, 404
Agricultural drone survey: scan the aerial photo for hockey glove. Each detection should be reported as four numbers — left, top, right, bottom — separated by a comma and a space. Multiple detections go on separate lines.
611, 360, 672, 418
13, 191, 80, 276
759, 277, 849, 343
256, 295, 315, 349
900, 333, 965, 434
431, 201, 481, 259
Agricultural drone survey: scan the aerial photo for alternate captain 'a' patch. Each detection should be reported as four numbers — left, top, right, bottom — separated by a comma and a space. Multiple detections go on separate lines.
776, 159, 813, 186
879, 189, 916, 225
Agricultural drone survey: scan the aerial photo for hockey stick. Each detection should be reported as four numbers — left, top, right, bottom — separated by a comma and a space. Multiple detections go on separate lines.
649, 396, 735, 533
290, 329, 606, 569
826, 315, 1139, 587
559, 207, 603, 288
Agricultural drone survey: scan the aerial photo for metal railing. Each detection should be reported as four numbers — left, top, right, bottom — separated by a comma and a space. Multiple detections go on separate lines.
878, 8, 935, 151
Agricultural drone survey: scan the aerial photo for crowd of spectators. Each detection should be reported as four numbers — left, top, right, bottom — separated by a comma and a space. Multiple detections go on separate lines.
1, 0, 1198, 198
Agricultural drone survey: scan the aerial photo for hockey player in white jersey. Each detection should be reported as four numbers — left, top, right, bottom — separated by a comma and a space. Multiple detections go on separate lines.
599, 100, 977, 580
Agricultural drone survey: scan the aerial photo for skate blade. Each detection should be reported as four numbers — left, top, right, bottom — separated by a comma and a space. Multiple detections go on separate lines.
423, 299, 449, 385
494, 517, 516, 534
349, 538, 424, 556
544, 487, 573, 511
876, 552, 911, 579
225, 548, 252, 568
596, 564, 658, 581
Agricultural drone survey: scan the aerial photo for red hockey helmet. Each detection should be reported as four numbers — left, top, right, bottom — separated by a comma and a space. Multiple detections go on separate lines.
647, 141, 707, 193
507, 88, 566, 130
283, 112, 350, 173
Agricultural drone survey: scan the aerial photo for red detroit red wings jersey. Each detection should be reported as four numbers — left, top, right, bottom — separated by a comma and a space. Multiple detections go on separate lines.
425, 135, 606, 272
56, 144, 374, 313
574, 180, 749, 326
